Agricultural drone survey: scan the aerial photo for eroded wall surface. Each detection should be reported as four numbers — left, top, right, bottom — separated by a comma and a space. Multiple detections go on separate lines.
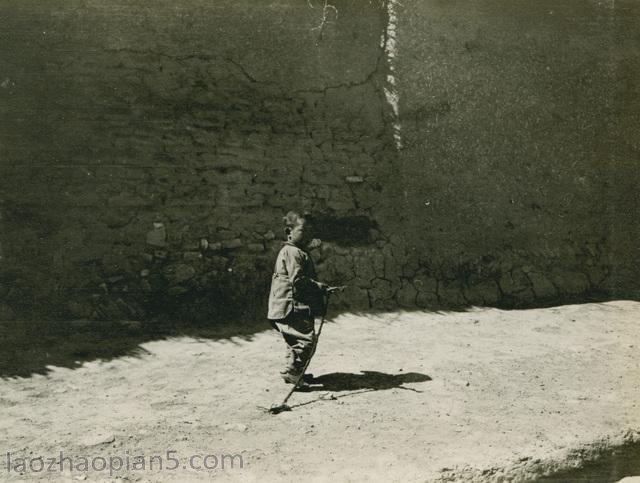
392, 0, 640, 308
1, 0, 638, 321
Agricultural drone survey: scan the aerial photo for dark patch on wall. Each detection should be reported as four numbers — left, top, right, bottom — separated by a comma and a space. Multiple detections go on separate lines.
310, 214, 377, 246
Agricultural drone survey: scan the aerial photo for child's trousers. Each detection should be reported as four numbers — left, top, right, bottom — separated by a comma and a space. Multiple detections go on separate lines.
272, 311, 317, 377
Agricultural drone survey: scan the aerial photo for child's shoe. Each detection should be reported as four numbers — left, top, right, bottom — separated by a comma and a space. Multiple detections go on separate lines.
293, 380, 312, 392
282, 373, 314, 384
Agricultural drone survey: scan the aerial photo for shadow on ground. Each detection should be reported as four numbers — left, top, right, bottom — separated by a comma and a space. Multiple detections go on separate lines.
0, 295, 636, 379
0, 317, 268, 379
309, 371, 431, 392
281, 371, 432, 412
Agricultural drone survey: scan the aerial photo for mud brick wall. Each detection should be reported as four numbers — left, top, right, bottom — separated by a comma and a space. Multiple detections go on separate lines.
392, 0, 640, 309
1, 0, 639, 321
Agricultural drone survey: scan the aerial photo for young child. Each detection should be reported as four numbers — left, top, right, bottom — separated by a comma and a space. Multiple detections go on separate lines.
267, 211, 330, 391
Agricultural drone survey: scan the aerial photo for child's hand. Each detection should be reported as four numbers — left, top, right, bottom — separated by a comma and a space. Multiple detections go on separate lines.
307, 238, 322, 249
326, 285, 346, 294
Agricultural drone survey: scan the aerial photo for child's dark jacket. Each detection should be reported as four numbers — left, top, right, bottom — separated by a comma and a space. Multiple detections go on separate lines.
267, 242, 325, 320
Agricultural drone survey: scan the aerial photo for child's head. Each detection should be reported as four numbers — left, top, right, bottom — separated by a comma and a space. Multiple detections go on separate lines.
283, 211, 314, 247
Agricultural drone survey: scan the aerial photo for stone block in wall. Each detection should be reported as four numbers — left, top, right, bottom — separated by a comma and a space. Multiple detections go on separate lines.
549, 267, 590, 295
583, 264, 608, 287
167, 285, 190, 296
319, 141, 335, 159
360, 135, 385, 154
322, 253, 357, 284
65, 244, 105, 265
222, 239, 243, 250
438, 280, 467, 308
208, 242, 223, 252
369, 278, 395, 306
411, 274, 438, 298
183, 242, 201, 253
353, 255, 375, 288
163, 263, 196, 285
339, 286, 370, 309
401, 251, 422, 279
218, 229, 240, 241
326, 196, 355, 212
250, 183, 276, 197
206, 256, 229, 271
103, 210, 135, 229
140, 278, 152, 292
101, 250, 133, 276
183, 251, 202, 262
266, 164, 304, 181
464, 279, 500, 305
0, 303, 16, 321
397, 281, 418, 308
192, 130, 221, 147
247, 243, 264, 252
196, 272, 213, 288
365, 250, 384, 280
416, 289, 439, 309
314, 261, 330, 282
266, 192, 296, 208
525, 269, 557, 299
92, 297, 143, 321
315, 185, 330, 199
382, 253, 403, 285
244, 193, 265, 207
112, 221, 144, 246
349, 187, 380, 211
67, 300, 94, 319
311, 128, 332, 146
107, 191, 147, 207
241, 216, 269, 235
53, 225, 106, 265
498, 269, 532, 296
146, 223, 167, 247
223, 171, 255, 186
306, 144, 324, 163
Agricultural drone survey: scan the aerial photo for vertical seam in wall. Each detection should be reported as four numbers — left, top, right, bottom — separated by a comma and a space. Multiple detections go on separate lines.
382, 0, 402, 150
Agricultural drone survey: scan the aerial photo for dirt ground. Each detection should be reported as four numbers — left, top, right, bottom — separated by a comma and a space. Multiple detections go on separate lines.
1, 300, 639, 482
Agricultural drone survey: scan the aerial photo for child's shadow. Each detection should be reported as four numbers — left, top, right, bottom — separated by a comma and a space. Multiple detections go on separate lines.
310, 371, 431, 393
